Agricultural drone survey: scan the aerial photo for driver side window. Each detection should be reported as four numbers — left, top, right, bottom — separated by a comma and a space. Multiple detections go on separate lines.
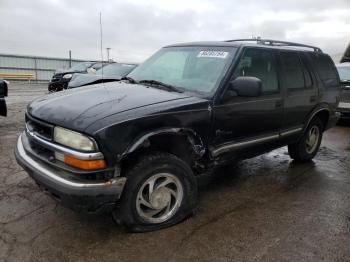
234, 49, 279, 94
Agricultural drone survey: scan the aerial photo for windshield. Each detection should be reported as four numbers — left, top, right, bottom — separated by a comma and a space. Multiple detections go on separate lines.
337, 66, 350, 81
128, 46, 237, 95
96, 63, 136, 77
69, 62, 94, 72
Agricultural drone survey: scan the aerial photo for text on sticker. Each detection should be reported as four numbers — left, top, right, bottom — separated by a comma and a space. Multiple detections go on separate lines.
197, 51, 229, 59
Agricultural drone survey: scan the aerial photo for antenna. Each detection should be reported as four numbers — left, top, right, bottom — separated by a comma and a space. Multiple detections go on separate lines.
99, 12, 104, 80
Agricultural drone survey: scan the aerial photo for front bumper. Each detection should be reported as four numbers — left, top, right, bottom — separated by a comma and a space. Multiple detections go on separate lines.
48, 80, 69, 92
337, 102, 350, 119
15, 133, 126, 213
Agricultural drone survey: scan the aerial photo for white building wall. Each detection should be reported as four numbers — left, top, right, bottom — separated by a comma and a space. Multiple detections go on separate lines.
0, 53, 91, 81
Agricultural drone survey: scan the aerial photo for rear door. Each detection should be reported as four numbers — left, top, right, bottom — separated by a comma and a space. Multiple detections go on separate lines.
279, 51, 317, 138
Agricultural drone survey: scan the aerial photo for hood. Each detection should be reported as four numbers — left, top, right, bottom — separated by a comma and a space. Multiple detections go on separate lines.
27, 82, 192, 132
68, 73, 120, 88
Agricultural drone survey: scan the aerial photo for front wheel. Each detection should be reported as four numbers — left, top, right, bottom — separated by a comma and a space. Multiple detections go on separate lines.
113, 151, 197, 232
288, 118, 323, 162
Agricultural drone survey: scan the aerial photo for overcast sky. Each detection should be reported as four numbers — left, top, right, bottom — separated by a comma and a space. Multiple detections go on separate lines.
0, 0, 349, 63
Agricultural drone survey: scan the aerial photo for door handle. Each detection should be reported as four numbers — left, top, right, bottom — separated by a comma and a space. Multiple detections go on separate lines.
310, 96, 316, 103
275, 100, 283, 108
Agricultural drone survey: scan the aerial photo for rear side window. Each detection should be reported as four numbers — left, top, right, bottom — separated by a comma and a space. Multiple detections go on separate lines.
280, 52, 305, 89
311, 54, 339, 88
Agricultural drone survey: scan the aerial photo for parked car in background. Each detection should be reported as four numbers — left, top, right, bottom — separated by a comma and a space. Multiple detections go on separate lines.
0, 80, 8, 117
16, 39, 340, 232
48, 62, 108, 92
336, 63, 350, 119
68, 63, 137, 89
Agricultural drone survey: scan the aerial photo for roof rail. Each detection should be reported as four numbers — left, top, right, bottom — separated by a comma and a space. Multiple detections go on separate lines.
225, 38, 322, 53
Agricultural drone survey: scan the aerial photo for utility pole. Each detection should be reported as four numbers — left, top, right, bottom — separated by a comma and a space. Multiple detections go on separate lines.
106, 47, 111, 62
69, 50, 72, 68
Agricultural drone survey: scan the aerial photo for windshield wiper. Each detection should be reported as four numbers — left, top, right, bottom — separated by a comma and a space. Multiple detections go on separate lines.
138, 79, 183, 93
121, 76, 138, 84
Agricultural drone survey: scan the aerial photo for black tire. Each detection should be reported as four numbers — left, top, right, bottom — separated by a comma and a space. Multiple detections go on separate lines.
288, 118, 324, 162
112, 151, 197, 232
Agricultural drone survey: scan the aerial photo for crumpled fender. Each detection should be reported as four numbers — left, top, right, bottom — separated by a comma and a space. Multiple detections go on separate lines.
120, 127, 205, 159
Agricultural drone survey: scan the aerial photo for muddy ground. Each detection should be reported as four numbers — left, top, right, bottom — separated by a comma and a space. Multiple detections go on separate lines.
0, 83, 350, 262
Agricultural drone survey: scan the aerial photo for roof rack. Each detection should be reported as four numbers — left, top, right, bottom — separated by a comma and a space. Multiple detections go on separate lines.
225, 38, 322, 53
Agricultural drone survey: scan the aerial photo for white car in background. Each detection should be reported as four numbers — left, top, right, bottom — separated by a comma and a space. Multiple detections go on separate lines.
336, 63, 350, 119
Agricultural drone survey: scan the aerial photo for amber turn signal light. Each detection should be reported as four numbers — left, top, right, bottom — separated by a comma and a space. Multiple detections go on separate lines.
64, 155, 106, 170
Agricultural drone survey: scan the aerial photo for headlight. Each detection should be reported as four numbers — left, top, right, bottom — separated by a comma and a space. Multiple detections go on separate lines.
63, 74, 73, 79
54, 126, 97, 151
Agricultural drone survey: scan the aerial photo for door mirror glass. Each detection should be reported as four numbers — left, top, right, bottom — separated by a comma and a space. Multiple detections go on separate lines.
0, 80, 8, 97
228, 76, 262, 97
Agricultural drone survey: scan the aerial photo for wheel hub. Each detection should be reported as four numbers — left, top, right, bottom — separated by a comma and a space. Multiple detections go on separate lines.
136, 173, 184, 224
150, 188, 171, 209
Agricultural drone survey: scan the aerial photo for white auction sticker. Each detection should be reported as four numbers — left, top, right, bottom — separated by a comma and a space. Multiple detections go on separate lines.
197, 51, 229, 59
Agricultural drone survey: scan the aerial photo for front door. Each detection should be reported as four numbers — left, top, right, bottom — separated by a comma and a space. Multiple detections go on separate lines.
210, 47, 283, 158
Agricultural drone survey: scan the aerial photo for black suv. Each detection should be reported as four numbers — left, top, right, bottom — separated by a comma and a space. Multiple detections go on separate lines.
48, 62, 107, 92
15, 39, 341, 232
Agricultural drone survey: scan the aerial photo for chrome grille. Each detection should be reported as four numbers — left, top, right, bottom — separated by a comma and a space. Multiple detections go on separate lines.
340, 88, 350, 102
25, 113, 53, 141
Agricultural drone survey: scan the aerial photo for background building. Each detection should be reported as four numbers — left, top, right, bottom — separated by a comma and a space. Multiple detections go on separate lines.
0, 53, 91, 82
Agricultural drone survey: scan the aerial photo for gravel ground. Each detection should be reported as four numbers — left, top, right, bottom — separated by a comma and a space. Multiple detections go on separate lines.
1, 83, 350, 262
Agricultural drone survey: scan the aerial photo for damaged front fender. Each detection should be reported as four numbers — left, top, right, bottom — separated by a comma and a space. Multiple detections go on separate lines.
120, 127, 206, 160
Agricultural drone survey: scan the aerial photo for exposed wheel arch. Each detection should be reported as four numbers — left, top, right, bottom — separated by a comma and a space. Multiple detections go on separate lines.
304, 108, 330, 132
118, 128, 206, 172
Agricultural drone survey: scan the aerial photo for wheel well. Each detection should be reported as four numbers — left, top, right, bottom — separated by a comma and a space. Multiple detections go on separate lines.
119, 134, 193, 175
312, 110, 329, 130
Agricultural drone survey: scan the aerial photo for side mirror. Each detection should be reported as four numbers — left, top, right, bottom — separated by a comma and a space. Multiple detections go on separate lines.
228, 76, 262, 97
0, 80, 8, 97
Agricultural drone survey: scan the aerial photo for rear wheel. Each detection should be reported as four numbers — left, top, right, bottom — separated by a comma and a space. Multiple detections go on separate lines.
288, 118, 323, 162
113, 151, 197, 232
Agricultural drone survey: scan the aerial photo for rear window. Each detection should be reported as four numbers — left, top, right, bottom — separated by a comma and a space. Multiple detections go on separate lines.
311, 54, 339, 88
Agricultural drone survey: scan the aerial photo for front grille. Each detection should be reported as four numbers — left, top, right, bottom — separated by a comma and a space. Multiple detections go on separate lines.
28, 138, 54, 159
340, 89, 350, 102
51, 74, 63, 82
341, 112, 350, 118
25, 113, 53, 141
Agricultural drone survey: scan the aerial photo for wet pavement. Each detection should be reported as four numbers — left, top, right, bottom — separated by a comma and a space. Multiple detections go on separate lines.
0, 83, 350, 262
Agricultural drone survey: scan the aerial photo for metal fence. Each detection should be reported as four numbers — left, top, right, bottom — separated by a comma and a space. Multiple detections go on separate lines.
0, 53, 90, 82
